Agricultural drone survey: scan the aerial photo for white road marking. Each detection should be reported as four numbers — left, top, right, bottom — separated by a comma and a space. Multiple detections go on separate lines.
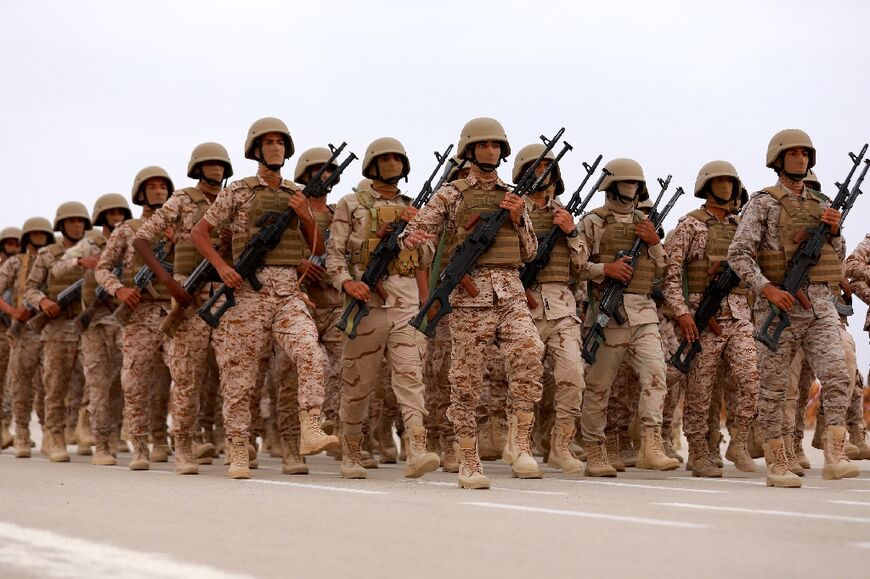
415, 480, 567, 496
0, 521, 253, 579
847, 489, 870, 493
243, 478, 389, 495
828, 499, 870, 507
567, 479, 727, 494
667, 476, 825, 489
656, 502, 870, 524
463, 502, 708, 529
850, 542, 870, 549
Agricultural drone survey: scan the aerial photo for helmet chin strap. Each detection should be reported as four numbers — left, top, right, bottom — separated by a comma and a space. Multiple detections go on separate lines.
783, 169, 808, 181
257, 144, 285, 171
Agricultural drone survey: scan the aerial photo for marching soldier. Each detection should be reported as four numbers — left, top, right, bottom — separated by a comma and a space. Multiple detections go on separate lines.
0, 226, 22, 449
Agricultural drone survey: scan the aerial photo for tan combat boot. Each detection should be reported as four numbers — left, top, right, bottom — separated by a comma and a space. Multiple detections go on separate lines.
440, 434, 459, 473
822, 425, 860, 480
340, 433, 368, 479
360, 435, 378, 469
91, 436, 116, 466
584, 441, 617, 477
227, 436, 250, 479
194, 431, 215, 465
247, 436, 258, 469
455, 437, 490, 489
298, 408, 339, 456
782, 434, 804, 477
793, 437, 811, 469
403, 423, 440, 478
174, 434, 199, 475
65, 424, 78, 446
547, 420, 583, 474
637, 426, 680, 471
762, 438, 802, 488
268, 422, 282, 459
150, 431, 171, 463
811, 414, 825, 450
2, 420, 13, 449
505, 412, 542, 479
75, 407, 95, 452
845, 432, 862, 460
748, 422, 765, 459
660, 429, 682, 464
491, 416, 508, 460
374, 415, 398, 464
13, 428, 31, 458
605, 431, 625, 472
725, 423, 756, 473
500, 414, 517, 465
708, 430, 723, 468
213, 425, 225, 456
281, 433, 308, 475
688, 438, 721, 478
47, 430, 70, 463
129, 436, 151, 471
849, 424, 870, 460
477, 417, 497, 460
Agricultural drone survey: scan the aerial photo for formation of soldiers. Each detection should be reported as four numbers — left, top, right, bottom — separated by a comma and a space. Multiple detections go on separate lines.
1, 116, 868, 491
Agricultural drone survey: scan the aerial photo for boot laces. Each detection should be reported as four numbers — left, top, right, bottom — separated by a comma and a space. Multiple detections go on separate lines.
345, 438, 363, 466
411, 430, 427, 454
516, 420, 533, 454
459, 446, 483, 474
831, 431, 846, 460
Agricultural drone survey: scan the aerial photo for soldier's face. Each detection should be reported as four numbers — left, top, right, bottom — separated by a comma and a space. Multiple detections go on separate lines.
783, 148, 809, 175
259, 133, 286, 166
63, 217, 86, 241
28, 232, 48, 247
616, 180, 639, 198
201, 161, 225, 183
104, 208, 127, 227
709, 176, 734, 200
3, 240, 20, 255
533, 159, 552, 178
474, 141, 502, 166
375, 153, 404, 181
143, 178, 169, 206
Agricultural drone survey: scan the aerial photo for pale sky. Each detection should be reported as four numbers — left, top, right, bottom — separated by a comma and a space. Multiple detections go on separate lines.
2, 0, 870, 369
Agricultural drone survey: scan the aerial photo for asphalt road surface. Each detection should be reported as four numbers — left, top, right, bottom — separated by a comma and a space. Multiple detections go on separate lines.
1, 433, 868, 579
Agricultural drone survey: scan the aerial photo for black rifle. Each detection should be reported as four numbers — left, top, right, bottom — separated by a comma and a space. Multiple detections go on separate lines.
336, 144, 456, 338
581, 178, 684, 364
6, 305, 37, 339
75, 264, 124, 333
669, 262, 742, 374
755, 145, 869, 351
410, 128, 572, 337
519, 155, 607, 296
159, 246, 222, 337
27, 278, 85, 334
112, 239, 174, 325
199, 143, 357, 328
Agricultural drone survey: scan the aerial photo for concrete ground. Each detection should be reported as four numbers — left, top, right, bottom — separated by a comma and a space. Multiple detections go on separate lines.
1, 432, 869, 579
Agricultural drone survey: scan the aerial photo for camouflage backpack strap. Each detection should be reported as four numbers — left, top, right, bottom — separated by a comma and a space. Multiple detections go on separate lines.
761, 186, 802, 216
354, 187, 379, 233
47, 243, 65, 259
686, 208, 713, 225
126, 218, 142, 233
241, 176, 260, 189
452, 178, 471, 193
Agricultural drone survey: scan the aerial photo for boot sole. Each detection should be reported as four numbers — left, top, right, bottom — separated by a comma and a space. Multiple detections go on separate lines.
175, 465, 199, 475
300, 439, 340, 457
228, 471, 250, 479
637, 462, 680, 471
49, 456, 71, 463
196, 458, 213, 465
14, 451, 31, 458
340, 470, 368, 479
282, 467, 309, 475
92, 460, 117, 466
766, 477, 802, 488
129, 462, 150, 470
822, 468, 860, 480
458, 479, 491, 490
584, 470, 618, 477
404, 455, 441, 478
512, 470, 543, 479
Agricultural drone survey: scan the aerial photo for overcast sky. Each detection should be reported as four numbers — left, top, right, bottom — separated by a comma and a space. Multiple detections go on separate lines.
3, 0, 870, 369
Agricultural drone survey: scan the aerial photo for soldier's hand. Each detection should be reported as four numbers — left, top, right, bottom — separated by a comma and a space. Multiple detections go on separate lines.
297, 259, 325, 283
677, 313, 699, 342
401, 206, 418, 222
343, 280, 370, 302
164, 227, 176, 244
219, 228, 233, 246
761, 284, 795, 312
78, 255, 99, 270
501, 192, 525, 225
217, 264, 244, 289
38, 298, 61, 318
402, 230, 435, 250
288, 192, 311, 216
603, 256, 633, 283
821, 208, 841, 234
166, 279, 192, 308
116, 288, 141, 309
840, 278, 853, 300
12, 307, 31, 322
635, 219, 660, 246
553, 208, 576, 234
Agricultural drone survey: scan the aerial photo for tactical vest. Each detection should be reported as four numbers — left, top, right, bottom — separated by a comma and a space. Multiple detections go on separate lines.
172, 187, 232, 276
683, 209, 747, 295
450, 179, 522, 267
528, 202, 570, 283
123, 220, 172, 302
589, 207, 654, 295
756, 187, 843, 285
81, 235, 116, 308
349, 188, 421, 277
46, 243, 84, 316
231, 177, 305, 266
13, 253, 32, 308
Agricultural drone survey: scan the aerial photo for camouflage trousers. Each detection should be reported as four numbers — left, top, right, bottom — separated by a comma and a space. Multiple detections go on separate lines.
447, 301, 544, 440
606, 363, 639, 437
338, 305, 427, 434
212, 284, 324, 439
683, 318, 759, 442
9, 329, 43, 432
534, 316, 583, 421
314, 306, 343, 424
121, 301, 171, 438
423, 318, 451, 441
479, 343, 508, 422
582, 323, 667, 444
197, 355, 222, 432
0, 333, 11, 422
754, 294, 850, 441
80, 313, 123, 438
268, 342, 300, 437
40, 317, 80, 435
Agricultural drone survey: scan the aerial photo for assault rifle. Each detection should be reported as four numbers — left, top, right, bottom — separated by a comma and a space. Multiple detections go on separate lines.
27, 278, 85, 334
75, 264, 124, 332
112, 239, 174, 325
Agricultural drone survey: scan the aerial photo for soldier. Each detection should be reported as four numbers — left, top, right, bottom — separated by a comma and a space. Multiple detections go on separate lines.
728, 129, 860, 487
0, 226, 22, 449
132, 143, 234, 475
95, 166, 175, 471
401, 117, 546, 489
326, 136, 440, 479
663, 161, 759, 477
190, 117, 338, 479
512, 143, 585, 474
55, 194, 131, 465
576, 159, 680, 476
841, 236, 870, 457
0, 218, 52, 457
23, 202, 91, 462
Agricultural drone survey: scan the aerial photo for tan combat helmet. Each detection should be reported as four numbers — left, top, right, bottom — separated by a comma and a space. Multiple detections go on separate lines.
0, 227, 22, 243
804, 169, 822, 191
244, 117, 295, 162
362, 137, 411, 182
694, 160, 744, 198
187, 142, 234, 181
53, 201, 92, 232
511, 143, 565, 196
132, 166, 175, 206
458, 117, 510, 163
766, 129, 816, 171
598, 158, 649, 201
294, 147, 339, 185
20, 217, 53, 248
92, 193, 132, 227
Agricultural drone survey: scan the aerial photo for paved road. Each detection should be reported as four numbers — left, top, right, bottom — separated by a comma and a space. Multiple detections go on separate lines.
1, 438, 868, 579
